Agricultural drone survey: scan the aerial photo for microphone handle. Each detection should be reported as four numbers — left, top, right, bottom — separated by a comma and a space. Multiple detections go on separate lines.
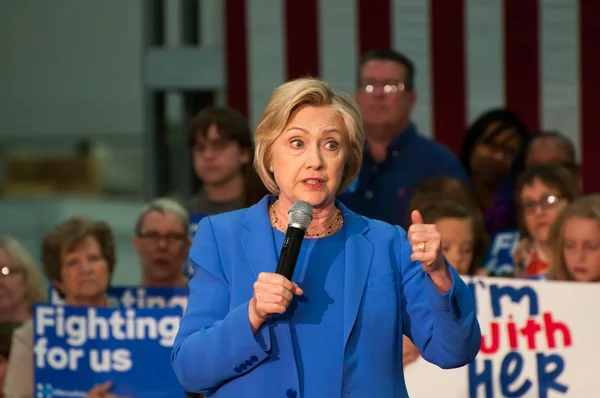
275, 226, 306, 280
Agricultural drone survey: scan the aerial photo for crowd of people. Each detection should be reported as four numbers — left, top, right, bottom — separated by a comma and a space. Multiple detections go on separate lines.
1, 48, 598, 397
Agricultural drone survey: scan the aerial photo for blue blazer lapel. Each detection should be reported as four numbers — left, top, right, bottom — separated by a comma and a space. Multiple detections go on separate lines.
240, 196, 374, 348
241, 195, 279, 278
338, 202, 374, 347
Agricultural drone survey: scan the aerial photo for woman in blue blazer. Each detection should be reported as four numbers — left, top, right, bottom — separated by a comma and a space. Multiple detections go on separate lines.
172, 78, 481, 397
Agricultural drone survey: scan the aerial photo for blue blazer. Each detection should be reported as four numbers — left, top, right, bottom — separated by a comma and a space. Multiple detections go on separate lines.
172, 195, 481, 397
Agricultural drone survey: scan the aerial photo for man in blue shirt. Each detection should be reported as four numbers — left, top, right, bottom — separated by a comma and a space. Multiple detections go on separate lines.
339, 49, 469, 227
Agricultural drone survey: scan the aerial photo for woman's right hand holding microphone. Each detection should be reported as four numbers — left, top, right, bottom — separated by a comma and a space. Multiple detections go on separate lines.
248, 272, 304, 334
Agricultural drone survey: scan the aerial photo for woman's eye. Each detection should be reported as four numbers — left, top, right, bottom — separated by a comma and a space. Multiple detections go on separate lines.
325, 141, 339, 150
290, 139, 304, 148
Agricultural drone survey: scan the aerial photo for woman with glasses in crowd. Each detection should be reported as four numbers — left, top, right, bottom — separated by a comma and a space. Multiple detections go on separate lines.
513, 165, 580, 279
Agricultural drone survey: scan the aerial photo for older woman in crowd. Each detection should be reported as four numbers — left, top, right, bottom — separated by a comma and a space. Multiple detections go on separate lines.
548, 194, 600, 282
0, 235, 46, 325
172, 78, 481, 397
3, 217, 118, 398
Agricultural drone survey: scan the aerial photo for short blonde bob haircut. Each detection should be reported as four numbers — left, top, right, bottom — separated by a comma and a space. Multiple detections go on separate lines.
254, 77, 365, 194
0, 235, 47, 311
548, 194, 600, 281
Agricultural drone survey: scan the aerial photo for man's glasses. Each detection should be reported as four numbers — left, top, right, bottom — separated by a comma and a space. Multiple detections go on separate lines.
359, 81, 406, 94
138, 231, 187, 245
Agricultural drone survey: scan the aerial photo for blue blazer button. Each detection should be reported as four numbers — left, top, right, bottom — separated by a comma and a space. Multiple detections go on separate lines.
240, 363, 248, 370
245, 360, 253, 366
250, 355, 258, 362
234, 367, 241, 374
286, 388, 297, 398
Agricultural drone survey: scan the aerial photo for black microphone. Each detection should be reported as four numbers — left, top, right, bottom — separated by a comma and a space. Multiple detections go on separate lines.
275, 200, 313, 280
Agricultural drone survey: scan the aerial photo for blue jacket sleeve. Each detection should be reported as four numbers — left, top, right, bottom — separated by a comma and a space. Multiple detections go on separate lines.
395, 226, 481, 369
171, 217, 271, 393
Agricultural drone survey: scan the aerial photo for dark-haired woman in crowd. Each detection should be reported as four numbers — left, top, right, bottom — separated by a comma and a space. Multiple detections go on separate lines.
513, 165, 580, 279
4, 217, 120, 398
460, 108, 529, 236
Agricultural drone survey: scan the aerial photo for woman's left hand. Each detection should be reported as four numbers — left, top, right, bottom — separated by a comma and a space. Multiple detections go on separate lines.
407, 210, 446, 273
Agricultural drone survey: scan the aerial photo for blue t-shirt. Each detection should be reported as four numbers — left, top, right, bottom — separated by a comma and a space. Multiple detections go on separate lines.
338, 123, 469, 228
273, 228, 346, 397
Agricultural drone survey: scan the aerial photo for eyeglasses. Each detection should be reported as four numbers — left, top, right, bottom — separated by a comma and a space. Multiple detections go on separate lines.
138, 231, 187, 245
0, 266, 22, 277
522, 195, 562, 214
359, 81, 406, 94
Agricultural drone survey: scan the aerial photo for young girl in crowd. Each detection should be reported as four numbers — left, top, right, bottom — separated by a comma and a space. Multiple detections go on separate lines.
548, 194, 600, 282
513, 165, 580, 279
419, 201, 485, 275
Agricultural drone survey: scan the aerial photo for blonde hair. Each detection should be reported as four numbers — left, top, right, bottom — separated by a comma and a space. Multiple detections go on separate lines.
0, 235, 47, 311
548, 194, 600, 281
254, 77, 364, 194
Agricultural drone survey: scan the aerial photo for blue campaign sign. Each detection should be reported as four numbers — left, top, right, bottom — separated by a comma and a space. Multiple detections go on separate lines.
186, 213, 207, 278
188, 213, 208, 238
33, 304, 185, 397
483, 230, 520, 276
49, 286, 189, 314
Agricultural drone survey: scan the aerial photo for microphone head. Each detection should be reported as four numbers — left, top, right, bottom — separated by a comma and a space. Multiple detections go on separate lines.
288, 200, 313, 231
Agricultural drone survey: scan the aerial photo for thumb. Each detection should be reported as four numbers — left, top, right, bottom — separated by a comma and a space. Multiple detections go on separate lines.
411, 210, 424, 225
293, 283, 304, 296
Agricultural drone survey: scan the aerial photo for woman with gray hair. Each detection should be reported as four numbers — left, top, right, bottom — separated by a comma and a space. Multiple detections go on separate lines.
0, 235, 46, 324
172, 77, 480, 397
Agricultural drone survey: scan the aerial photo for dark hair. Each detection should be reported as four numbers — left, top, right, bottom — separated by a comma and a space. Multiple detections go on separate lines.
419, 201, 486, 275
407, 177, 476, 222
187, 107, 253, 150
243, 166, 270, 207
460, 108, 530, 175
515, 164, 581, 238
358, 48, 415, 91
42, 217, 116, 290
0, 321, 22, 359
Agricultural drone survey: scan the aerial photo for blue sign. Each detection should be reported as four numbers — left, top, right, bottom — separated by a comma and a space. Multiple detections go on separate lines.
188, 213, 208, 238
33, 305, 185, 397
482, 230, 519, 276
49, 286, 189, 314
187, 213, 208, 278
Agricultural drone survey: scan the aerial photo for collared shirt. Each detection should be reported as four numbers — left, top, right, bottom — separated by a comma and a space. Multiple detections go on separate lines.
338, 123, 469, 228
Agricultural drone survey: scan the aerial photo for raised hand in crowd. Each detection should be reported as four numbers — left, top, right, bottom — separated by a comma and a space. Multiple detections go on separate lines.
86, 381, 127, 398
402, 335, 421, 366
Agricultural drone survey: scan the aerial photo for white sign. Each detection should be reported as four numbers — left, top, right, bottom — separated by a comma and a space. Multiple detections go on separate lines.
404, 277, 598, 398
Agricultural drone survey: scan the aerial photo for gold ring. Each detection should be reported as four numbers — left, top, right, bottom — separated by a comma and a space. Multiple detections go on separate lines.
418, 242, 426, 252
